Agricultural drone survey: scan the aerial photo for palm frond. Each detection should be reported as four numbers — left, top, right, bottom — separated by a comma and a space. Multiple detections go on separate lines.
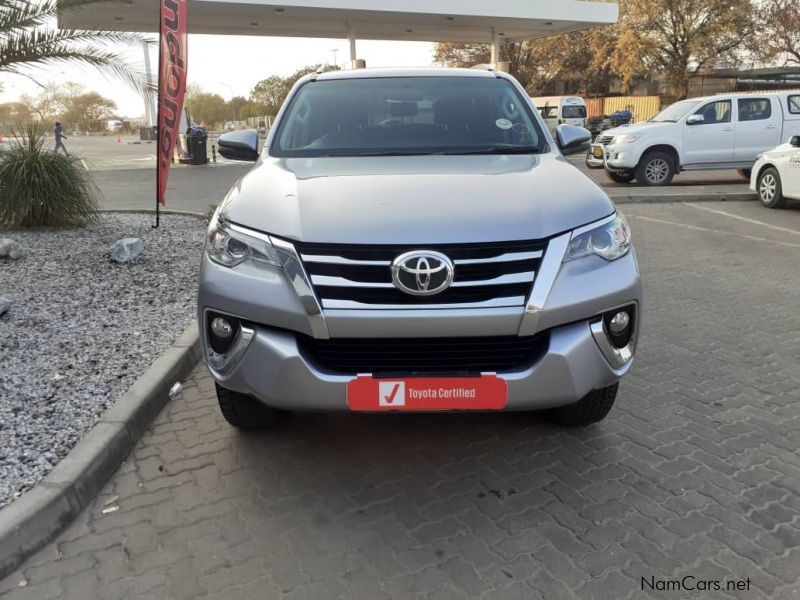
0, 28, 155, 92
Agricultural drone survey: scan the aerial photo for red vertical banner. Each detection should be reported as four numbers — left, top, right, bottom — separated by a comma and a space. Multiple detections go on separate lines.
156, 0, 188, 206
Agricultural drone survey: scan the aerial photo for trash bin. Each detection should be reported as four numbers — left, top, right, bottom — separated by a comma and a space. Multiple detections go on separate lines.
139, 125, 157, 142
188, 127, 208, 165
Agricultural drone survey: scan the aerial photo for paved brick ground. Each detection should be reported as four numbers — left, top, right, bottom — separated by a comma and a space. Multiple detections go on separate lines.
2, 201, 800, 599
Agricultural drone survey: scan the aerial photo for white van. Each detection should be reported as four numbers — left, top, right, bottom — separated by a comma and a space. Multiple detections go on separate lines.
531, 96, 588, 135
588, 91, 800, 185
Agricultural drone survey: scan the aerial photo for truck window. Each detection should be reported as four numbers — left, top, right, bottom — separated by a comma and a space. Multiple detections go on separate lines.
737, 98, 771, 121
562, 106, 587, 119
789, 95, 800, 114
693, 100, 731, 124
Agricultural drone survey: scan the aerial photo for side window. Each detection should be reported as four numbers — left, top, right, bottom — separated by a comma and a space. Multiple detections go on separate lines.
738, 98, 771, 121
693, 100, 731, 124
789, 95, 800, 114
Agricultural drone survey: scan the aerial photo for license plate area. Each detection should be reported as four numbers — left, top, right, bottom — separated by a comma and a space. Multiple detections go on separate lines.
592, 145, 604, 158
347, 375, 507, 411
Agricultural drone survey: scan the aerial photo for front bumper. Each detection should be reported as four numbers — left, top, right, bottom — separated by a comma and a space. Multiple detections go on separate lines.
198, 238, 642, 411
208, 318, 634, 411
588, 143, 642, 171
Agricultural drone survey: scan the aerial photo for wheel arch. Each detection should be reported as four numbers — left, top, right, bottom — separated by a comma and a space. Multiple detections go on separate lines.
640, 144, 681, 169
754, 161, 778, 184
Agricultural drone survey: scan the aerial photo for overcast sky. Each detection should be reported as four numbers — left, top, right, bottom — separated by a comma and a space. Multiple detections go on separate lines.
0, 36, 436, 118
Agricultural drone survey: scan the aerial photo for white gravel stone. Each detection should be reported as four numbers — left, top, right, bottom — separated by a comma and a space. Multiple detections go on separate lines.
0, 214, 205, 509
0, 238, 19, 258
110, 237, 144, 263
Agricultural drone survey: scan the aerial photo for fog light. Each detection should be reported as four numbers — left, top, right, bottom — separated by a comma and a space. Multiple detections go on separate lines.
609, 311, 630, 335
211, 317, 233, 339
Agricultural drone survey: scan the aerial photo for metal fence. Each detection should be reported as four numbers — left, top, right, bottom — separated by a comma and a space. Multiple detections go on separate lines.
586, 96, 661, 123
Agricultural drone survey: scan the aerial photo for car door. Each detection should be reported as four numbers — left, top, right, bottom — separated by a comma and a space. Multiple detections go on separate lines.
783, 144, 800, 199
734, 97, 781, 162
683, 99, 735, 165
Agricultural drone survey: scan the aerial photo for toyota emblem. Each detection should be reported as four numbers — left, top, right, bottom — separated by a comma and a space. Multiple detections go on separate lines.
390, 250, 454, 296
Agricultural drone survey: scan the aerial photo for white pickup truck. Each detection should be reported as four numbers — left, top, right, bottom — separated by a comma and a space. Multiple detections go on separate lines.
587, 92, 800, 185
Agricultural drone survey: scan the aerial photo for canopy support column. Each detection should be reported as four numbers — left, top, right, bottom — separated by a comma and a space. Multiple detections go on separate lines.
490, 28, 499, 66
348, 31, 357, 63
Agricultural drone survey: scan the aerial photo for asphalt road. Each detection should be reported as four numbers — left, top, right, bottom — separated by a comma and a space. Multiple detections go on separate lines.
2, 200, 799, 599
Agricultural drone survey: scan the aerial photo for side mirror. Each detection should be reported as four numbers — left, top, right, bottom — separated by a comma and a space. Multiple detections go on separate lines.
217, 129, 259, 162
686, 114, 705, 125
556, 124, 591, 155
791, 135, 800, 148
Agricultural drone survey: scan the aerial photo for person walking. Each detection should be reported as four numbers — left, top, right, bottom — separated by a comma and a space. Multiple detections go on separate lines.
54, 121, 69, 155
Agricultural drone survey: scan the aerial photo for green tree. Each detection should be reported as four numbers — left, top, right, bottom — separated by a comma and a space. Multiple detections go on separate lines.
0, 0, 152, 92
434, 26, 618, 95
250, 64, 339, 115
613, 0, 757, 99
185, 89, 227, 127
752, 0, 800, 65
62, 91, 116, 131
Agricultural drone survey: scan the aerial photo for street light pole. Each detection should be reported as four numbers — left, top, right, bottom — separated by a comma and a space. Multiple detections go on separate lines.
330, 48, 339, 67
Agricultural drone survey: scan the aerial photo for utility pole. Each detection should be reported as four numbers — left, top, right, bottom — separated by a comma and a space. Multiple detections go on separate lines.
330, 48, 339, 67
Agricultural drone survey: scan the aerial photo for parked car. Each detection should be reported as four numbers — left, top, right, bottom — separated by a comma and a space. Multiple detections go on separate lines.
750, 135, 800, 208
223, 121, 235, 132
203, 67, 641, 430
587, 92, 800, 185
532, 96, 588, 136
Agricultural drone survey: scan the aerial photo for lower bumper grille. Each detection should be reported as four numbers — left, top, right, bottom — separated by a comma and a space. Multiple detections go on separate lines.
297, 332, 550, 375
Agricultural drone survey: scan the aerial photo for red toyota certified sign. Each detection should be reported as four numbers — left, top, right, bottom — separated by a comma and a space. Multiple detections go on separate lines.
347, 375, 507, 411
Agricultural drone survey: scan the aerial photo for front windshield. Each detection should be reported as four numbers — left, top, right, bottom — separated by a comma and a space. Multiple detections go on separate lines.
271, 76, 544, 157
650, 100, 701, 123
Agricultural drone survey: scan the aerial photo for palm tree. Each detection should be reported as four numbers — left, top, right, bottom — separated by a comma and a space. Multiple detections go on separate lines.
0, 0, 153, 92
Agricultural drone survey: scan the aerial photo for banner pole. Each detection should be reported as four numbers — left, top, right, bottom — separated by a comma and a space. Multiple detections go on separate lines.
153, 6, 162, 229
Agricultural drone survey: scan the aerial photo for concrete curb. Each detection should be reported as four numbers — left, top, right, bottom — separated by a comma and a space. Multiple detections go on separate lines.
0, 323, 202, 580
611, 191, 756, 204
98, 208, 209, 220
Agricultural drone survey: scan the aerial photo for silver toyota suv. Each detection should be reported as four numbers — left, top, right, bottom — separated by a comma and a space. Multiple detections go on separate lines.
201, 68, 641, 429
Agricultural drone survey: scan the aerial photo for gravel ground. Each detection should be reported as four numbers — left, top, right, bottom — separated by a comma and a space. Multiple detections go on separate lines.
0, 213, 205, 509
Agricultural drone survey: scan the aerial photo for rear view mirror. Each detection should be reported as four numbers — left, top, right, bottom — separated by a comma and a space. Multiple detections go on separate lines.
686, 114, 705, 125
791, 135, 800, 148
556, 124, 591, 155
218, 129, 259, 162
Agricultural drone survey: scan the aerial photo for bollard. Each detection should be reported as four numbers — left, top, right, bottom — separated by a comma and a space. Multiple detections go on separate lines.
212, 144, 217, 163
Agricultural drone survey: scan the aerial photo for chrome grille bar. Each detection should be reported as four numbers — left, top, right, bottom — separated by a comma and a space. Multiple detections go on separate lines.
322, 296, 528, 310
454, 251, 542, 265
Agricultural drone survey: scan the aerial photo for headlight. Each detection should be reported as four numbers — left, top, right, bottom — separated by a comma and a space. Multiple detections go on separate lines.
613, 134, 640, 144
564, 213, 631, 262
206, 214, 281, 268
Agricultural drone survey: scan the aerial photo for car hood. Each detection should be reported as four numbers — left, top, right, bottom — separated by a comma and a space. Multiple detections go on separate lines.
604, 121, 672, 137
221, 153, 614, 244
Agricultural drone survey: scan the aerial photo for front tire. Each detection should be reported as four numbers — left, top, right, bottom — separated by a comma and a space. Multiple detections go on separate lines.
635, 150, 675, 186
605, 169, 636, 184
757, 167, 786, 209
216, 383, 287, 430
553, 384, 618, 426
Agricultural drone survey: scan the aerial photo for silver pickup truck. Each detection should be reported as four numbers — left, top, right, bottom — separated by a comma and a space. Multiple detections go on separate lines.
200, 67, 642, 429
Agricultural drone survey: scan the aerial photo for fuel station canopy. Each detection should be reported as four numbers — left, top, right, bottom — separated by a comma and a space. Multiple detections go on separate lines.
61, 0, 618, 47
